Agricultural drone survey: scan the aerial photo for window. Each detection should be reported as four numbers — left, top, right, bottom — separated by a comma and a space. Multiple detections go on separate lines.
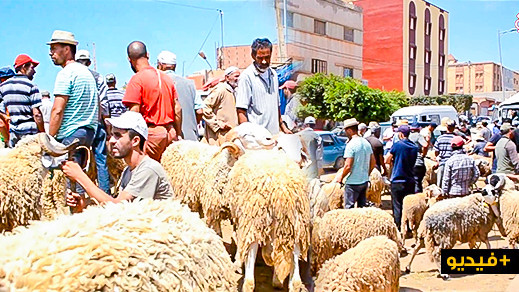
438, 80, 445, 93
343, 67, 353, 78
410, 17, 417, 30
425, 22, 432, 35
283, 11, 294, 28
344, 27, 354, 42
410, 45, 417, 59
321, 134, 335, 147
314, 19, 326, 35
311, 59, 327, 74
439, 55, 445, 66
425, 50, 431, 64
439, 29, 445, 41
409, 74, 416, 88
424, 77, 431, 91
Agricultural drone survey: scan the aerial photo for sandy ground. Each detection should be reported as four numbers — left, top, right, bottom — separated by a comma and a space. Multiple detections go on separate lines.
222, 191, 516, 292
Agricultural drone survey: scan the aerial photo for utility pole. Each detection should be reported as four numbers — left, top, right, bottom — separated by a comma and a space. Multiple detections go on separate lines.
218, 9, 224, 69
92, 42, 97, 71
498, 28, 516, 102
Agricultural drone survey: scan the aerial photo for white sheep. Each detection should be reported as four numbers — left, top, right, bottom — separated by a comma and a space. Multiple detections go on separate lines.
225, 149, 310, 292
366, 168, 389, 207
401, 184, 442, 246
311, 207, 403, 273
422, 156, 437, 189
314, 236, 400, 292
0, 199, 239, 291
405, 191, 501, 279
0, 133, 78, 232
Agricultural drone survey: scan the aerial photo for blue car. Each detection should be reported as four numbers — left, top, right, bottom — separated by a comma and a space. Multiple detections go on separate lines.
317, 131, 347, 170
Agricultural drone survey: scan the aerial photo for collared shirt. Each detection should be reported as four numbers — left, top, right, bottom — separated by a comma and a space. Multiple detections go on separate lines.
53, 62, 99, 139
343, 136, 373, 184
88, 69, 108, 121
442, 150, 479, 196
434, 132, 455, 165
106, 88, 126, 118
0, 75, 42, 135
496, 136, 519, 174
236, 64, 280, 134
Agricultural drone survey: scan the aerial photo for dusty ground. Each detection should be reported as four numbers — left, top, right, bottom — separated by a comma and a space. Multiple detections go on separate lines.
222, 191, 515, 292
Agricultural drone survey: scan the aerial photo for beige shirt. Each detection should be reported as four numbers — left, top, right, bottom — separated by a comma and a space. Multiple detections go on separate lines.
202, 82, 238, 145
119, 156, 173, 200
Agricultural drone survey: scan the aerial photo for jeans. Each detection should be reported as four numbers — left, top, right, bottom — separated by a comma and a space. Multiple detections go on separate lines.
58, 127, 95, 195
93, 125, 110, 195
391, 182, 415, 230
437, 164, 445, 189
413, 164, 426, 193
9, 132, 34, 148
344, 182, 368, 209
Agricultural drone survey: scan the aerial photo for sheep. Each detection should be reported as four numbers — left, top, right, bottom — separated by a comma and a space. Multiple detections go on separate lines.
308, 180, 343, 220
225, 149, 310, 292
422, 157, 437, 188
311, 207, 403, 273
472, 155, 492, 177
0, 133, 78, 232
401, 184, 442, 247
314, 236, 400, 292
405, 191, 501, 279
0, 199, 239, 291
366, 168, 388, 207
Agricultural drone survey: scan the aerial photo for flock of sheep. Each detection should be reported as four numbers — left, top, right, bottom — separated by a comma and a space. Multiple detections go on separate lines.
0, 123, 518, 291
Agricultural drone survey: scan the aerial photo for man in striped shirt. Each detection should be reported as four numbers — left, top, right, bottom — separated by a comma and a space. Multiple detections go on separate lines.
105, 73, 126, 118
433, 119, 456, 189
0, 54, 45, 147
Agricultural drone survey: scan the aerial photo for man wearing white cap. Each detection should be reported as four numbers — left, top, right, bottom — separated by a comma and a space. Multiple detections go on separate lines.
62, 111, 173, 211
157, 50, 203, 141
202, 66, 240, 145
297, 116, 323, 179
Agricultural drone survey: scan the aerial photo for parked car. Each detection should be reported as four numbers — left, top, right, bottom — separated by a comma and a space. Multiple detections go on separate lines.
317, 131, 347, 170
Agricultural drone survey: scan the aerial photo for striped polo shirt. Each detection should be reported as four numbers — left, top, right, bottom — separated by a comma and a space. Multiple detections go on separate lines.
53, 62, 99, 139
106, 88, 126, 118
235, 64, 280, 134
0, 74, 42, 134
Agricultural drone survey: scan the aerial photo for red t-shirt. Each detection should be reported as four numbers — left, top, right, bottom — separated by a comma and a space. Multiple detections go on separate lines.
123, 66, 178, 126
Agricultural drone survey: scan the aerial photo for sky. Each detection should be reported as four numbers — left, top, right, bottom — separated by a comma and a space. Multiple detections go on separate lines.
0, 0, 519, 93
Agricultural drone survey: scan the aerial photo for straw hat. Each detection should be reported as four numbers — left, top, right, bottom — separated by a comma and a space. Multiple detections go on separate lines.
47, 30, 78, 46
344, 118, 360, 129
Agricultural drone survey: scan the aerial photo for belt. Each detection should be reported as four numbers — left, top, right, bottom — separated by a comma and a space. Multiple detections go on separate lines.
147, 122, 174, 129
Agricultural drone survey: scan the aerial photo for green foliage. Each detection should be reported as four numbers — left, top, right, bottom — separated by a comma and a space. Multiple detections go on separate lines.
297, 74, 409, 123
409, 94, 473, 112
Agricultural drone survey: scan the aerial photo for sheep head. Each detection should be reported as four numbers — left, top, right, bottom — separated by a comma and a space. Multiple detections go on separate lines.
223, 122, 276, 151
274, 133, 311, 169
38, 133, 80, 157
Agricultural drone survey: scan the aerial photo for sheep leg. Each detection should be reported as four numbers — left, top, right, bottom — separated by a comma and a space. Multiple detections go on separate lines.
434, 256, 449, 280
288, 243, 304, 292
405, 239, 424, 273
243, 242, 258, 292
484, 238, 491, 249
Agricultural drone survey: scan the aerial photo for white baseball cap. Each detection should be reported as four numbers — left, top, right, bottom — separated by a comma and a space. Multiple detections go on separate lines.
157, 50, 177, 65
304, 116, 316, 124
105, 111, 148, 140
224, 66, 239, 76
75, 49, 90, 61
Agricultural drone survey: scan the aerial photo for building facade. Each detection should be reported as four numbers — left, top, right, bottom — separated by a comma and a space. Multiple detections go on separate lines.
355, 0, 448, 96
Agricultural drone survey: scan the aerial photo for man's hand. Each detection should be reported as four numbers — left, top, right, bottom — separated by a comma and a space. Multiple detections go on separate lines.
220, 122, 233, 131
61, 160, 84, 181
66, 190, 86, 213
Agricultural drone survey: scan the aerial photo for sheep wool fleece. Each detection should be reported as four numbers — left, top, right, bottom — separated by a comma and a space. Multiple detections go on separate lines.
315, 236, 400, 292
226, 149, 310, 284
0, 199, 239, 291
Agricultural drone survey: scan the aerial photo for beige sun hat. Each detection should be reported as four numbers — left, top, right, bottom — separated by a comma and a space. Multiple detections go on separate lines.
47, 30, 78, 46
396, 119, 409, 126
344, 118, 360, 129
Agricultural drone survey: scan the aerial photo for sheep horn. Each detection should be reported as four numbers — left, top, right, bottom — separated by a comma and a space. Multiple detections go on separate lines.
221, 142, 242, 157
38, 133, 80, 157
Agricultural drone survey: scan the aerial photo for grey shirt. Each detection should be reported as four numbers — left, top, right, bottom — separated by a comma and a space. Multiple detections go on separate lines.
165, 70, 203, 141
495, 136, 519, 174
236, 64, 280, 134
297, 127, 323, 179
119, 156, 173, 200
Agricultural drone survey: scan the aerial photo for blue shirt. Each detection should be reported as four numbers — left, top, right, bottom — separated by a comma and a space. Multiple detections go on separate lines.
390, 138, 418, 183
0, 75, 42, 134
53, 62, 99, 139
343, 136, 373, 184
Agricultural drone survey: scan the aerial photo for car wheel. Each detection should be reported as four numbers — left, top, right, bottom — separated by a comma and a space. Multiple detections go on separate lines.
334, 157, 345, 170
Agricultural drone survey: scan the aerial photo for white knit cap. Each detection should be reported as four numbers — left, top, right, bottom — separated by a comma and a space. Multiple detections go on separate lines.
224, 66, 239, 76
157, 51, 177, 65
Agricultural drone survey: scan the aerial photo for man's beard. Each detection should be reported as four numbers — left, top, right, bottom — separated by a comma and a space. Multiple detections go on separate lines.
254, 62, 268, 73
228, 80, 238, 88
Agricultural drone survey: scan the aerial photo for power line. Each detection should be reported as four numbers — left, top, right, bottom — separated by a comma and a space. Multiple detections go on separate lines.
152, 0, 218, 11
187, 14, 220, 72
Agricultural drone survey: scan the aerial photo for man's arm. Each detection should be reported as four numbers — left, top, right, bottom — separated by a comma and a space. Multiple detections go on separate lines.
49, 95, 69, 137
202, 90, 228, 132
369, 154, 376, 174
32, 107, 45, 132
442, 162, 451, 194
279, 107, 292, 134
336, 157, 354, 183
483, 142, 496, 152
506, 142, 519, 174
237, 108, 248, 124
174, 98, 182, 139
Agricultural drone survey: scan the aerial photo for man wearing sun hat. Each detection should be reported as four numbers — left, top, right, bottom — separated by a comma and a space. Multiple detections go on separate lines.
202, 65, 240, 145
442, 136, 479, 197
47, 30, 99, 196
0, 54, 45, 147
62, 111, 173, 211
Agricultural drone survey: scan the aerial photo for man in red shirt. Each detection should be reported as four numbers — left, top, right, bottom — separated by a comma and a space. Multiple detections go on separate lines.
123, 41, 182, 161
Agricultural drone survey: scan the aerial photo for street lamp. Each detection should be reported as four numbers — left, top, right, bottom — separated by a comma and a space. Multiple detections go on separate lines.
498, 28, 516, 101
198, 51, 213, 72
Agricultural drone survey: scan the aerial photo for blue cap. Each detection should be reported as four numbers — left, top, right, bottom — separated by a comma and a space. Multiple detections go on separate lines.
0, 67, 14, 79
397, 125, 411, 136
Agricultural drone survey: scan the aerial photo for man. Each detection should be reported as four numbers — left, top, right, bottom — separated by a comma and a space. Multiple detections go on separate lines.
157, 50, 203, 141
358, 123, 367, 137
40, 90, 53, 133
484, 128, 502, 173
76, 49, 111, 195
409, 125, 428, 192
480, 121, 491, 142
281, 80, 299, 131
492, 119, 501, 136
335, 118, 375, 208
442, 136, 479, 197
495, 123, 519, 174
420, 122, 437, 149
105, 73, 126, 119
433, 119, 456, 188
62, 111, 173, 212
123, 41, 182, 161
365, 122, 387, 176
0, 67, 14, 83
382, 122, 396, 155
384, 125, 418, 229
0, 54, 45, 147
236, 38, 291, 134
202, 66, 240, 145
297, 116, 323, 179
48, 30, 99, 196
470, 134, 489, 157
0, 67, 14, 144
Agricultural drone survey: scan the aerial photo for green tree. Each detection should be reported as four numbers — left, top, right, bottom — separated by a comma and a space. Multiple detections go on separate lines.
297, 74, 408, 123
409, 94, 472, 112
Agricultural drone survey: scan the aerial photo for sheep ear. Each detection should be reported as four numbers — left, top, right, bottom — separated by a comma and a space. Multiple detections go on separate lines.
38, 133, 79, 157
